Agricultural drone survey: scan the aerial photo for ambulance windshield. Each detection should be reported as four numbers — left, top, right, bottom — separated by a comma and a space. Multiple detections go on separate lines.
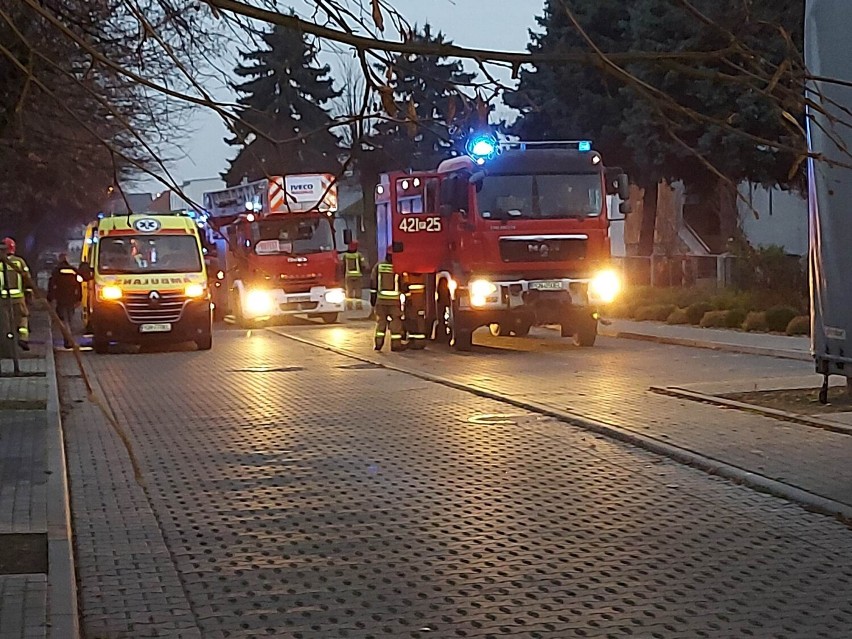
97, 235, 202, 274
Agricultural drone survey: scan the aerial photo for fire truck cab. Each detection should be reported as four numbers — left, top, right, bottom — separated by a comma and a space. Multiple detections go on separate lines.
376, 139, 629, 351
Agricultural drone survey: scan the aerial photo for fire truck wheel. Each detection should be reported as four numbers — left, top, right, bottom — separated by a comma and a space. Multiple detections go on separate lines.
489, 323, 511, 337
452, 328, 473, 351
566, 318, 597, 347
513, 320, 532, 337
319, 313, 338, 324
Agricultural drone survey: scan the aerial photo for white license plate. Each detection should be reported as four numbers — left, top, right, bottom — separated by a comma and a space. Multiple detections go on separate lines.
530, 281, 563, 291
289, 296, 312, 303
139, 323, 172, 333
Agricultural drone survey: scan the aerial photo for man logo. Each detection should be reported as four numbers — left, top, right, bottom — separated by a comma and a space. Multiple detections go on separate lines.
134, 218, 161, 233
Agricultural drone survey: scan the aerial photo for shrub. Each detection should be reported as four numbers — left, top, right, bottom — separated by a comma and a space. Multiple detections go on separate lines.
743, 311, 768, 332
786, 315, 810, 336
634, 304, 677, 322
666, 308, 689, 325
765, 305, 798, 332
685, 302, 714, 325
700, 310, 729, 328
724, 308, 748, 329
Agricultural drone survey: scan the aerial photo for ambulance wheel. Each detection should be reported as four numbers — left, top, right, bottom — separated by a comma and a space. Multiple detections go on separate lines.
565, 316, 597, 347
93, 331, 109, 354
319, 313, 338, 324
452, 328, 472, 352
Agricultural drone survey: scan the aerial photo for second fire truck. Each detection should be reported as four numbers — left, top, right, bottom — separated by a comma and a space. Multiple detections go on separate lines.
376, 138, 629, 351
203, 174, 346, 326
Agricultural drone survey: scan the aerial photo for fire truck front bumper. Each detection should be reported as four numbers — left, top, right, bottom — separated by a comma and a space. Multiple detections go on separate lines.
457, 272, 620, 317
257, 286, 346, 317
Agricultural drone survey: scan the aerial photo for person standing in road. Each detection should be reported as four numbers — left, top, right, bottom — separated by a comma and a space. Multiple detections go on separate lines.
0, 237, 31, 351
370, 251, 404, 352
341, 241, 368, 310
48, 253, 82, 349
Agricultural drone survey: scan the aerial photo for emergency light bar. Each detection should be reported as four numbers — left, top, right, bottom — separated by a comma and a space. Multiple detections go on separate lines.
466, 135, 595, 164
503, 140, 594, 152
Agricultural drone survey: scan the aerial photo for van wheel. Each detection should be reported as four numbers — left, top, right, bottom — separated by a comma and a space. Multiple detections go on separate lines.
93, 331, 109, 354
319, 313, 338, 324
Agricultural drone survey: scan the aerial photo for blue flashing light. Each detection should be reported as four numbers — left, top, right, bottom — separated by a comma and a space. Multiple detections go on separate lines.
578, 140, 592, 152
467, 134, 498, 162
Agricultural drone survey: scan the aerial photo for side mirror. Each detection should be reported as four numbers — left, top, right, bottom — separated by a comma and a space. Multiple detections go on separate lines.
342, 229, 353, 246
78, 262, 93, 281
617, 174, 630, 200
468, 171, 486, 185
619, 201, 632, 216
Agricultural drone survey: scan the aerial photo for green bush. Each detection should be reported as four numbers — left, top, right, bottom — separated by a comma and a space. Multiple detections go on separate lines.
742, 311, 768, 332
686, 302, 714, 325
786, 315, 810, 336
724, 308, 748, 329
634, 304, 677, 322
765, 305, 798, 332
700, 310, 729, 328
666, 308, 689, 325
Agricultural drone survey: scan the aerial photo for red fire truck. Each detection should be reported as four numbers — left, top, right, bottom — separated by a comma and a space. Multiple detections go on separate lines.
376, 138, 630, 351
203, 174, 346, 326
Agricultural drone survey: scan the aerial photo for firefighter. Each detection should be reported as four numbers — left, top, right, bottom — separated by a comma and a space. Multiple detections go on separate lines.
48, 253, 82, 349
0, 237, 31, 350
341, 241, 368, 310
370, 250, 404, 352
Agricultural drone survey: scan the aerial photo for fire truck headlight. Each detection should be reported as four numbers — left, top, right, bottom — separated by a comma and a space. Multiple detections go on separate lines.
245, 289, 273, 316
185, 283, 205, 298
469, 279, 498, 307
324, 288, 346, 305
589, 270, 621, 304
99, 285, 122, 301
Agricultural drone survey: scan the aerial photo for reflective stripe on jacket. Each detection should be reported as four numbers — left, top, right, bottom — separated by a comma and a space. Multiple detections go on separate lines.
342, 252, 363, 277
372, 262, 399, 301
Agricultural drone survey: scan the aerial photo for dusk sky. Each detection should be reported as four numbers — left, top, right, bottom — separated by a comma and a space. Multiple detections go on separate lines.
144, 0, 546, 191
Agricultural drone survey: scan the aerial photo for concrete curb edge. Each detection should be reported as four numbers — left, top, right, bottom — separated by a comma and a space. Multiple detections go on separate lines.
604, 329, 812, 362
272, 327, 852, 524
44, 330, 80, 639
652, 385, 852, 436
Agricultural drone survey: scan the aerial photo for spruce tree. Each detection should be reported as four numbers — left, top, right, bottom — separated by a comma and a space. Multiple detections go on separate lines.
368, 24, 477, 171
223, 20, 341, 185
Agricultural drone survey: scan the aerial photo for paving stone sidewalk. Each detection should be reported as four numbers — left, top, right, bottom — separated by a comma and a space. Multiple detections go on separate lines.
0, 312, 77, 639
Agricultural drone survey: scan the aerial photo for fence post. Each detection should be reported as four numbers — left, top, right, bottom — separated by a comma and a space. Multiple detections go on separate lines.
650, 254, 656, 287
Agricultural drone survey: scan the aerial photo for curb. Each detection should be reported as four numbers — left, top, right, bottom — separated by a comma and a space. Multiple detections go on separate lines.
271, 327, 852, 523
603, 328, 812, 362
44, 331, 80, 639
652, 385, 852, 436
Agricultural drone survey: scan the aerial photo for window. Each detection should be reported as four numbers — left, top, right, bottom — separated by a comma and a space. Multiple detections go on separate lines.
476, 174, 603, 219
395, 177, 439, 214
249, 218, 334, 255
97, 235, 202, 274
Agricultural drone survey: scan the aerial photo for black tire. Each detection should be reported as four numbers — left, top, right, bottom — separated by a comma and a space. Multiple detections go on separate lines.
452, 327, 473, 351
513, 321, 532, 337
489, 323, 511, 337
319, 313, 338, 324
195, 330, 213, 351
93, 331, 109, 354
572, 320, 598, 347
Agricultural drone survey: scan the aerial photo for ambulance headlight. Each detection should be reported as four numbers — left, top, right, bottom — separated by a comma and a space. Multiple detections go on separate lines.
589, 269, 621, 304
185, 283, 205, 298
469, 279, 498, 307
245, 289, 273, 317
324, 288, 346, 305
99, 285, 122, 301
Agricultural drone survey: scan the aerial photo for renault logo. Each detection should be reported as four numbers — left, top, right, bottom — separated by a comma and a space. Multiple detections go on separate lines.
149, 291, 161, 304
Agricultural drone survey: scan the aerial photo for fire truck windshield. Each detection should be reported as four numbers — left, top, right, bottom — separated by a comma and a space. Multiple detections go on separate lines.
98, 235, 202, 274
250, 218, 334, 256
477, 174, 603, 220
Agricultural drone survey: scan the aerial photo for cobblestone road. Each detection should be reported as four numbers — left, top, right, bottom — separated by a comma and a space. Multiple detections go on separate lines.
275, 323, 852, 507
60, 327, 852, 638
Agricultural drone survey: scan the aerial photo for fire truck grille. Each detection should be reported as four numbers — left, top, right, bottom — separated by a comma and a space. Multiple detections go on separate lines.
280, 276, 319, 293
499, 237, 588, 263
123, 291, 186, 323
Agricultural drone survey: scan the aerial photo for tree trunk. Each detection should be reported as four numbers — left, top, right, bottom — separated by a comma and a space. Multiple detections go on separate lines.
638, 182, 658, 257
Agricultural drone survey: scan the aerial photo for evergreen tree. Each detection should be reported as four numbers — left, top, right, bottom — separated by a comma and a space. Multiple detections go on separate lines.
368, 25, 478, 171
506, 0, 804, 253
223, 20, 341, 185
